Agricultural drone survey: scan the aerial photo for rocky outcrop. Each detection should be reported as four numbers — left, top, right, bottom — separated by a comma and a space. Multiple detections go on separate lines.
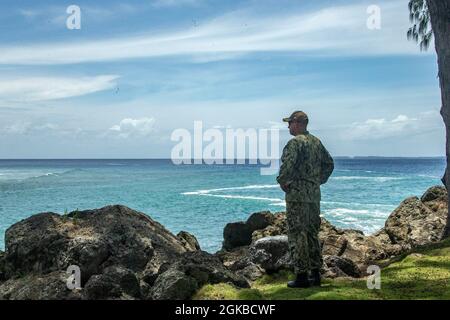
150, 251, 249, 300
0, 205, 246, 300
219, 186, 448, 280
0, 271, 82, 300
223, 211, 278, 250
323, 256, 361, 278
2, 205, 187, 282
82, 266, 141, 300
0, 251, 5, 282
385, 186, 447, 249
177, 231, 201, 252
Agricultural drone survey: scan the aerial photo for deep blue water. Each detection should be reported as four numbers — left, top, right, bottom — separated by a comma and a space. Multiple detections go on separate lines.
0, 158, 445, 252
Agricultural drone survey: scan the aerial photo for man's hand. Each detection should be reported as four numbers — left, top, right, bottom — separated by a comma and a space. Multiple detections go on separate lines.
280, 183, 290, 193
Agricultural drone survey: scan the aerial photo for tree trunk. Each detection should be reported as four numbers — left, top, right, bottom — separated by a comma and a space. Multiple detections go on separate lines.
426, 0, 450, 238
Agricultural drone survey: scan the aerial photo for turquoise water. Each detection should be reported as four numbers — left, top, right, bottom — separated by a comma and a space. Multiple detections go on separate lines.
0, 158, 445, 253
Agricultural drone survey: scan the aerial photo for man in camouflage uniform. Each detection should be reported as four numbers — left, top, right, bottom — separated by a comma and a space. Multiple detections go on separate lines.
277, 111, 334, 288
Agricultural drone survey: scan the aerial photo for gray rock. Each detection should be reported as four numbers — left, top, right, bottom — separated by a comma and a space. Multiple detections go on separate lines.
3, 205, 187, 282
248, 235, 291, 273
0, 271, 81, 300
385, 195, 446, 247
246, 211, 274, 232
222, 211, 279, 251
421, 185, 447, 203
323, 255, 361, 278
177, 231, 201, 251
150, 269, 198, 300
151, 250, 250, 300
82, 266, 140, 300
1, 205, 194, 300
0, 251, 5, 282
223, 222, 252, 250
173, 250, 249, 288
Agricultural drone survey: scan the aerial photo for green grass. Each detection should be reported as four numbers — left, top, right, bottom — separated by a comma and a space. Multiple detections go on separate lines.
194, 239, 450, 300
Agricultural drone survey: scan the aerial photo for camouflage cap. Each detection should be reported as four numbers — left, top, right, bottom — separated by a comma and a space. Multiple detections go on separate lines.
282, 111, 308, 123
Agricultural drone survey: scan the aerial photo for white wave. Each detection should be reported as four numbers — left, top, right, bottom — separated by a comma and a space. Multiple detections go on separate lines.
322, 200, 396, 208
331, 176, 401, 182
0, 170, 61, 181
182, 184, 285, 205
270, 202, 286, 207
182, 184, 278, 195
199, 193, 283, 202
29, 172, 59, 179
325, 207, 390, 218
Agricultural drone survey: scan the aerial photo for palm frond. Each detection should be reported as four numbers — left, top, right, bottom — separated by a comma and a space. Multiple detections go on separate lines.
407, 0, 433, 51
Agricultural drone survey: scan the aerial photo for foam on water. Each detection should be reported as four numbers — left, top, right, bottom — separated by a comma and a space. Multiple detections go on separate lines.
182, 184, 278, 195
331, 176, 402, 182
183, 184, 285, 205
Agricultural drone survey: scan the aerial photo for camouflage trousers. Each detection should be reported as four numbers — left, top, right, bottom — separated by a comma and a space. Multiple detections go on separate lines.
286, 201, 322, 274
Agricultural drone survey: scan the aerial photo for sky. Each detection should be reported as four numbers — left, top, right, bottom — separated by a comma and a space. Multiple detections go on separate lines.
0, 0, 445, 158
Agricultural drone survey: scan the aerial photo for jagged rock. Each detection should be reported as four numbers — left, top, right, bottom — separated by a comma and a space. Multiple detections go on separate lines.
223, 211, 284, 251
385, 193, 447, 248
248, 236, 291, 273
141, 259, 170, 286
172, 251, 249, 288
246, 211, 274, 232
421, 185, 447, 203
150, 269, 198, 300
3, 205, 186, 283
218, 235, 291, 280
139, 280, 152, 300
82, 266, 141, 300
251, 213, 287, 241
215, 246, 249, 269
235, 263, 265, 281
0, 251, 5, 282
177, 231, 201, 251
0, 271, 81, 300
0, 205, 200, 300
223, 222, 252, 250
151, 250, 249, 299
323, 255, 361, 278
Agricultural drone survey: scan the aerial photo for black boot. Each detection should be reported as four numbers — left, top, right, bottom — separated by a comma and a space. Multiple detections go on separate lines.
310, 269, 321, 286
287, 272, 310, 288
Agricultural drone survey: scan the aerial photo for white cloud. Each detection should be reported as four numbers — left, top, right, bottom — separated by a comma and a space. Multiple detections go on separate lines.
0, 0, 431, 65
109, 118, 156, 138
3, 121, 59, 135
0, 75, 119, 102
345, 111, 442, 140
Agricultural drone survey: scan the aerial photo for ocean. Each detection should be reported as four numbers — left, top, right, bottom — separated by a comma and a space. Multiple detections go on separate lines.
0, 158, 445, 253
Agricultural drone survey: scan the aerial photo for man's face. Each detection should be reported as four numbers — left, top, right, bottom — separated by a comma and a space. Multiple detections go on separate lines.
288, 121, 299, 136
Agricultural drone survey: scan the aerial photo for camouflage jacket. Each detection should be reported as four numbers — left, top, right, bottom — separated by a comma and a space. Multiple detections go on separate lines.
277, 131, 334, 203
